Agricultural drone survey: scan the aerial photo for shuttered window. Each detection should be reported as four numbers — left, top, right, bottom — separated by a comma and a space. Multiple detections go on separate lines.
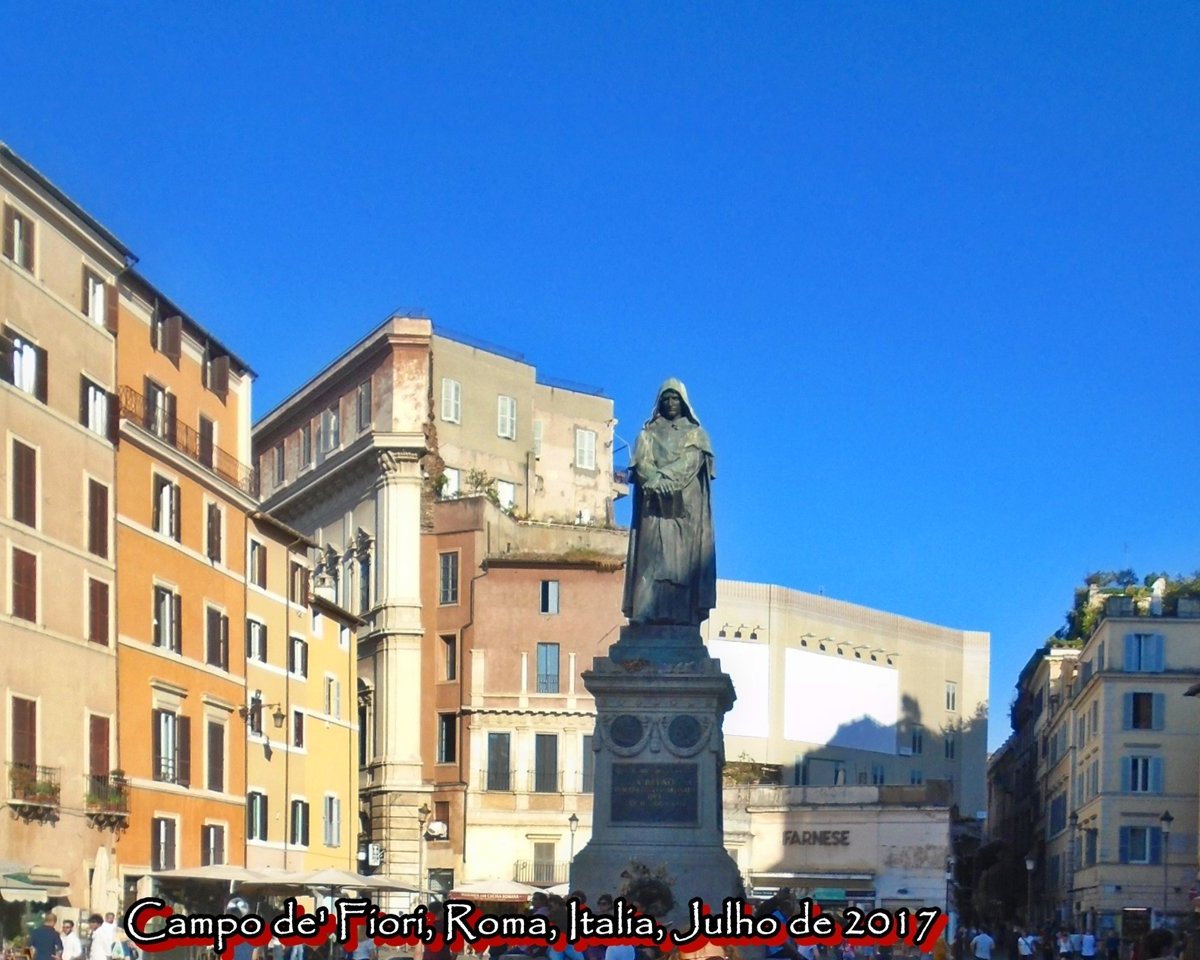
486, 732, 511, 791
247, 791, 269, 841
11, 439, 36, 527
206, 607, 229, 670
534, 733, 558, 793
151, 817, 177, 871
497, 395, 516, 439
89, 715, 110, 778
206, 721, 225, 793
290, 799, 310, 847
5, 332, 47, 403
88, 578, 110, 646
11, 547, 37, 621
152, 475, 181, 541
441, 378, 461, 423
153, 586, 182, 652
249, 541, 267, 587
201, 824, 226, 866
199, 416, 215, 468
88, 480, 109, 558
206, 502, 222, 562
11, 697, 37, 768
3, 205, 35, 271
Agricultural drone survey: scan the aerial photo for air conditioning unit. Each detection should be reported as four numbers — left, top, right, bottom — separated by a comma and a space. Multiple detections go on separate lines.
899, 747, 913, 756
367, 842, 384, 866
425, 820, 449, 841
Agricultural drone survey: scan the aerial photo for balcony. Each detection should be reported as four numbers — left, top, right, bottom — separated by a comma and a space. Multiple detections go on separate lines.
84, 773, 130, 830
513, 860, 569, 886
8, 763, 60, 822
119, 386, 258, 496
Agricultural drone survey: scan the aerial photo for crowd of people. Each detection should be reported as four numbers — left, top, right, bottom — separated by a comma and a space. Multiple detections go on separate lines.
6, 912, 136, 960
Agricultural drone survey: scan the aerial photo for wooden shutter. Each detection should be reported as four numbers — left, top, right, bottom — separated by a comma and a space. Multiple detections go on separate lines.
257, 543, 267, 588
12, 440, 36, 526
163, 315, 183, 362
164, 391, 177, 444
199, 417, 214, 468
2, 206, 13, 261
11, 697, 36, 768
89, 480, 108, 558
12, 548, 37, 621
1152, 693, 1166, 731
215, 826, 225, 865
79, 376, 89, 425
1122, 692, 1133, 730
172, 592, 182, 652
143, 377, 155, 431
301, 803, 310, 846
104, 283, 119, 335
207, 721, 224, 792
33, 344, 46, 404
220, 614, 229, 669
107, 389, 119, 443
301, 641, 308, 677
176, 715, 191, 787
211, 355, 230, 400
88, 579, 109, 645
206, 503, 220, 560
171, 482, 181, 541
0, 328, 12, 384
151, 709, 164, 780
19, 217, 33, 272
164, 818, 177, 870
89, 715, 110, 777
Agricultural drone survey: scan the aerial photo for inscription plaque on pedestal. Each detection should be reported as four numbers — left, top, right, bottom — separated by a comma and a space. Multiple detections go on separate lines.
611, 762, 698, 825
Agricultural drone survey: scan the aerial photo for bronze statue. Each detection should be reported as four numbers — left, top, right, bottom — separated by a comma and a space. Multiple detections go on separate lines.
622, 378, 716, 626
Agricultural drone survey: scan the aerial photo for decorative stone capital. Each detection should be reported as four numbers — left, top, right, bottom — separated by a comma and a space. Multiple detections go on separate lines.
377, 449, 421, 482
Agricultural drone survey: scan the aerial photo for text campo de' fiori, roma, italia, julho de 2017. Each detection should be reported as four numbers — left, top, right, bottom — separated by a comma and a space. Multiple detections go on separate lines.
122, 895, 949, 956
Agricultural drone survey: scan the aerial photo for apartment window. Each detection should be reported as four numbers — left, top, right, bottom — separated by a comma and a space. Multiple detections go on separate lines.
274, 442, 285, 485
247, 791, 268, 841
1119, 826, 1162, 865
496, 479, 516, 509
82, 479, 107, 558
150, 817, 177, 871
441, 635, 457, 681
206, 502, 223, 563
150, 313, 182, 360
437, 713, 457, 764
1084, 828, 1098, 867
581, 734, 595, 793
205, 606, 229, 670
152, 475, 181, 541
4, 205, 35, 271
144, 380, 174, 440
88, 579, 109, 646
323, 795, 341, 847
486, 732, 511, 791
439, 552, 459, 605
289, 637, 309, 678
83, 269, 108, 325
537, 643, 560, 694
6, 332, 46, 402
300, 422, 313, 468
10, 696, 37, 772
945, 681, 957, 712
910, 769, 924, 785
319, 404, 340, 454
292, 710, 305, 749
533, 842, 556, 885
497, 395, 517, 439
1124, 632, 1165, 673
289, 561, 309, 604
871, 763, 885, 786
11, 547, 37, 622
200, 824, 226, 866
249, 540, 267, 588
910, 725, 924, 755
324, 677, 340, 717
441, 378, 461, 423
534, 733, 558, 793
1090, 700, 1099, 735
1077, 716, 1086, 747
356, 379, 372, 431
540, 580, 560, 614
1125, 691, 1162, 730
88, 715, 110, 779
152, 709, 190, 786
1124, 755, 1162, 794
11, 439, 36, 527
153, 586, 182, 652
359, 553, 371, 613
441, 467, 460, 498
289, 799, 310, 846
575, 428, 597, 470
206, 721, 225, 793
532, 420, 543, 459
198, 415, 215, 468
81, 379, 111, 437
247, 620, 267, 662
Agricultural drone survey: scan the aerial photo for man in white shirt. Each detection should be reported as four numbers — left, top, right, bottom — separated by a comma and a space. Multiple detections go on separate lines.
970, 930, 995, 960
60, 920, 83, 960
87, 915, 113, 960
1081, 933, 1096, 960
1018, 933, 1035, 958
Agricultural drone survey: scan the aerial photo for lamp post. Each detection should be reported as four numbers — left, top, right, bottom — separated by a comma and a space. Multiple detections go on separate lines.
1161, 810, 1174, 918
1025, 855, 1035, 927
417, 802, 431, 902
568, 812, 579, 864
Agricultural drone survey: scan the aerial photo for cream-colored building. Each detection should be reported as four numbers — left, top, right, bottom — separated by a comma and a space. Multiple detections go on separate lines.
0, 143, 130, 908
252, 317, 624, 894
707, 580, 990, 816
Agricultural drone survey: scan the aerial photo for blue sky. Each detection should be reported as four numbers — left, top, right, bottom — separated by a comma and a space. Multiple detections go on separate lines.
6, 4, 1199, 750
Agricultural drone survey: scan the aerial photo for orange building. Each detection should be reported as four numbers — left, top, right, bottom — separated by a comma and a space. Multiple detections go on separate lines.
112, 272, 256, 895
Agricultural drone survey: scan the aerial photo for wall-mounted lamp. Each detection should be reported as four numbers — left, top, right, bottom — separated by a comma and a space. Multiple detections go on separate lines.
800, 632, 815, 647
733, 624, 746, 639
819, 636, 834, 652
718, 623, 731, 638
749, 625, 763, 640
238, 692, 287, 729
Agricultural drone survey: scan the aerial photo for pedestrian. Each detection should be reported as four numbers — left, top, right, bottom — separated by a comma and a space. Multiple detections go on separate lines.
31, 914, 62, 960
86, 916, 112, 960
59, 922, 82, 960
1103, 934, 1119, 960
1018, 932, 1035, 959
1082, 932, 1096, 960
970, 930, 994, 960
1059, 934, 1072, 960
1141, 930, 1173, 960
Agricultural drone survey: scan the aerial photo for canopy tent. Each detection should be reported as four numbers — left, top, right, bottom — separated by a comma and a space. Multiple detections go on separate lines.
153, 865, 265, 883
450, 879, 540, 903
0, 862, 70, 903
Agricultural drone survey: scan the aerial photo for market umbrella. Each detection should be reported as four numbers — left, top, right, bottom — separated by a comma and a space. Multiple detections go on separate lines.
450, 879, 540, 903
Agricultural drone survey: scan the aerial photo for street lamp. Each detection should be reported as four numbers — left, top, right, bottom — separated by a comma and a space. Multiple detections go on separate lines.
417, 802, 431, 901
568, 812, 579, 863
1160, 810, 1174, 917
1025, 855, 1035, 927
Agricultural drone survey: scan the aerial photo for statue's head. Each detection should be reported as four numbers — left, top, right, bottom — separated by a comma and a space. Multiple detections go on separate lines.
651, 378, 698, 425
658, 389, 682, 420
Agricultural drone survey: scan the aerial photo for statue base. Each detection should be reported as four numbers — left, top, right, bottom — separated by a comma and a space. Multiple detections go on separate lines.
571, 640, 742, 929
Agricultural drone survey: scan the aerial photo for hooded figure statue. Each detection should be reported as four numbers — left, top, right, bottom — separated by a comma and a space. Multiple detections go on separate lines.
622, 378, 716, 625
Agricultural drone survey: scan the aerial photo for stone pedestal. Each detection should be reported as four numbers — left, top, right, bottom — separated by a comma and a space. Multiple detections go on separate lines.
571, 624, 742, 929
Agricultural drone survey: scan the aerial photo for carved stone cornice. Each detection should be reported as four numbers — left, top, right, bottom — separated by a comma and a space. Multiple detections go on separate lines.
377, 449, 422, 483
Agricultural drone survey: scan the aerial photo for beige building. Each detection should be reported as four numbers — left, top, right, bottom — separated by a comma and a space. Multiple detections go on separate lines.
0, 144, 130, 907
252, 317, 625, 893
707, 580, 991, 816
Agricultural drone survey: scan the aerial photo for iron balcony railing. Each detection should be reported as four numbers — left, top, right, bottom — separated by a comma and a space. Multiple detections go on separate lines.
84, 773, 129, 814
513, 860, 569, 885
119, 385, 259, 496
8, 763, 61, 806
